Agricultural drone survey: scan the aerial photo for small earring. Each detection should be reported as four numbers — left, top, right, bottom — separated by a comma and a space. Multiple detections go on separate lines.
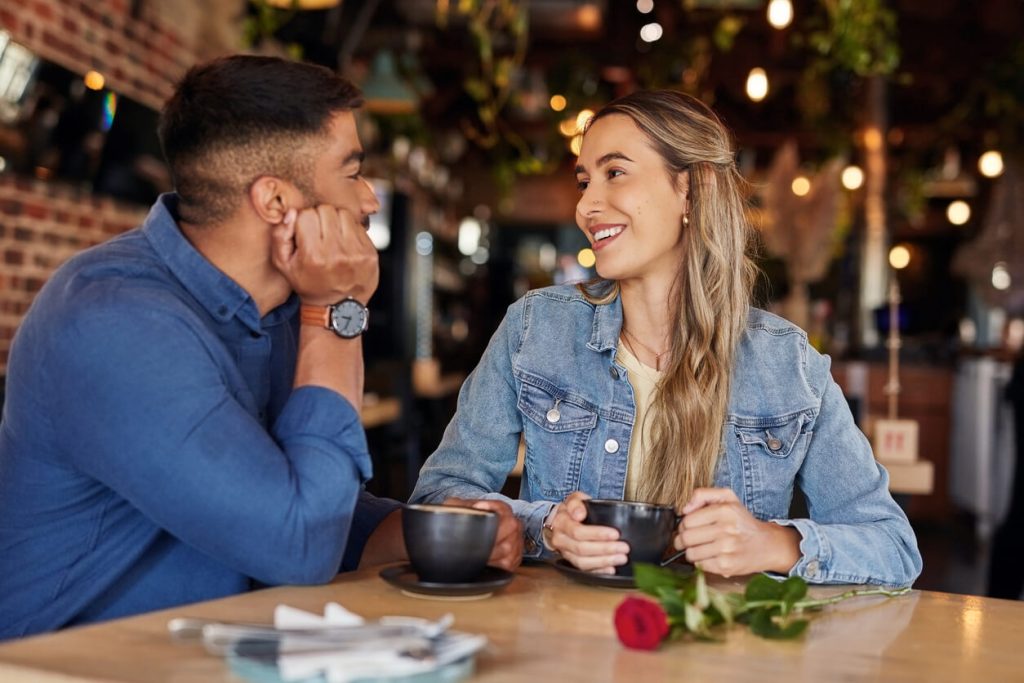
683, 215, 690, 226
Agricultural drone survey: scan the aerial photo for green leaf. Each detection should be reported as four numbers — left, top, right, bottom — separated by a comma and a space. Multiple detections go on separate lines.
780, 576, 808, 609
633, 563, 693, 595
708, 589, 735, 626
745, 574, 783, 601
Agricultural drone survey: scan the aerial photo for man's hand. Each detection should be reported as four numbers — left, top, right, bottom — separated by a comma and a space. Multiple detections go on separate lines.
444, 498, 523, 572
271, 205, 379, 305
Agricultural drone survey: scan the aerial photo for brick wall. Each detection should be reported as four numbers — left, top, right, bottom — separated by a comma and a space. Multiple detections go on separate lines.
0, 0, 240, 373
0, 175, 147, 367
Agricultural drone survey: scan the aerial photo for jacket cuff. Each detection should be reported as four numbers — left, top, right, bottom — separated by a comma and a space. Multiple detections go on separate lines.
771, 518, 831, 583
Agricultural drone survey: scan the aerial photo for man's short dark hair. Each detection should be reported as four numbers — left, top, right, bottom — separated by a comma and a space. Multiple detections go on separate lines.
158, 55, 363, 225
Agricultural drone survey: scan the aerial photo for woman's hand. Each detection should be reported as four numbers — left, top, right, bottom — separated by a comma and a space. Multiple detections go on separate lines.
443, 498, 523, 572
673, 487, 801, 577
545, 491, 630, 574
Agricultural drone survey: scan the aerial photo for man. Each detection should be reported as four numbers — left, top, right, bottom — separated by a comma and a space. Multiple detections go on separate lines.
0, 55, 520, 640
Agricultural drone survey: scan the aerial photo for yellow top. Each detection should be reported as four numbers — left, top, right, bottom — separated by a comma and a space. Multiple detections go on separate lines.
617, 340, 663, 501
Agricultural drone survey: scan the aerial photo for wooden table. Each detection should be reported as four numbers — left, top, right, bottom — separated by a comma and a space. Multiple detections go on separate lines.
0, 563, 1021, 682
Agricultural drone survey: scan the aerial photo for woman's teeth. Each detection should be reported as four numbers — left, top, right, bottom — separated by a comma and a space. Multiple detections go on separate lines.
595, 226, 624, 241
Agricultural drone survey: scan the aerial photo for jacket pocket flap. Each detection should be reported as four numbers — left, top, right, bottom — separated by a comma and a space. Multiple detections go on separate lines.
734, 412, 810, 458
518, 381, 598, 432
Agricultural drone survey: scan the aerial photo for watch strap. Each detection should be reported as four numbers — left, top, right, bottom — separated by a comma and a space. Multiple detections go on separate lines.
300, 304, 331, 329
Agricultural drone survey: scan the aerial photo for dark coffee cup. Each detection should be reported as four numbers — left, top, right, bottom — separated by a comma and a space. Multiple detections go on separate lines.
583, 499, 682, 576
402, 503, 498, 583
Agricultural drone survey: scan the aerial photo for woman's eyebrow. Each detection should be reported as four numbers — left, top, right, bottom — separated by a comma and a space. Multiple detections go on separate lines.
575, 151, 634, 175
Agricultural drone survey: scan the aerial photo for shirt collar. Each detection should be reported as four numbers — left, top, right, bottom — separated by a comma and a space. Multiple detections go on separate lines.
587, 289, 623, 353
142, 193, 295, 329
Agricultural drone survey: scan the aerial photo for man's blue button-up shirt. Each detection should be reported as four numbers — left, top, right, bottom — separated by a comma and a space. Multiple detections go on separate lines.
0, 194, 398, 639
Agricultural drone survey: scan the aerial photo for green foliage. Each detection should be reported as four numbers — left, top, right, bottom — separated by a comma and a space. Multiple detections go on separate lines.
633, 563, 910, 642
806, 0, 901, 77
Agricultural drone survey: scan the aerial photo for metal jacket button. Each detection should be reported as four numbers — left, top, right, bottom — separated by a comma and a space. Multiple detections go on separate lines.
805, 560, 820, 578
546, 400, 561, 423
609, 366, 619, 379
604, 439, 619, 453
767, 437, 783, 451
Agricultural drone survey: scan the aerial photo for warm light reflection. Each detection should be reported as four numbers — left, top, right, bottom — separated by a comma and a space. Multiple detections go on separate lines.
978, 150, 1004, 178
575, 109, 595, 131
559, 117, 578, 137
569, 134, 583, 156
549, 94, 567, 112
767, 0, 793, 29
637, 0, 654, 13
84, 70, 105, 91
889, 245, 911, 270
842, 165, 864, 190
577, 248, 596, 268
746, 68, 768, 102
791, 176, 811, 197
947, 200, 971, 225
577, 4, 601, 30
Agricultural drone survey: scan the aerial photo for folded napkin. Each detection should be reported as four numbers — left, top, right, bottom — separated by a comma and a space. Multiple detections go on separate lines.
235, 603, 485, 683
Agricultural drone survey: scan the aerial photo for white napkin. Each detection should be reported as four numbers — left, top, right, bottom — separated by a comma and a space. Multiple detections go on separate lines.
267, 603, 485, 683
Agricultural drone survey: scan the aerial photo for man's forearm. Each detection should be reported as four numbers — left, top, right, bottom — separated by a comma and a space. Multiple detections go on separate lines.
294, 327, 364, 412
357, 509, 406, 569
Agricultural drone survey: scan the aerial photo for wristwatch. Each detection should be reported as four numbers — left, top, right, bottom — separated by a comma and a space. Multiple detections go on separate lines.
300, 297, 369, 339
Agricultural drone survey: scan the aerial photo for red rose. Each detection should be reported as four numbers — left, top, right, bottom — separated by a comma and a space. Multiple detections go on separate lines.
614, 596, 670, 650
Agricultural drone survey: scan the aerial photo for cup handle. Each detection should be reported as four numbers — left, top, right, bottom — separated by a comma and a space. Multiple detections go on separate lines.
660, 548, 688, 567
659, 513, 686, 566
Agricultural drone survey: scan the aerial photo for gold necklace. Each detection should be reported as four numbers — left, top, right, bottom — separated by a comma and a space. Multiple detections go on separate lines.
621, 327, 669, 371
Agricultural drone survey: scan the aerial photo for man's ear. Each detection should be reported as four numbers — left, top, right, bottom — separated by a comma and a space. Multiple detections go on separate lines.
249, 176, 302, 225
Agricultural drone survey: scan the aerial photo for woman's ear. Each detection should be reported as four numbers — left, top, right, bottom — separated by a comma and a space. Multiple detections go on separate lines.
249, 176, 301, 225
676, 169, 691, 215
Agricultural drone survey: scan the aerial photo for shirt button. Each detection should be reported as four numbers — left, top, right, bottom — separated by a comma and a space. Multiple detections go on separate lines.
609, 366, 619, 380
805, 560, 820, 578
767, 437, 783, 451
604, 439, 619, 453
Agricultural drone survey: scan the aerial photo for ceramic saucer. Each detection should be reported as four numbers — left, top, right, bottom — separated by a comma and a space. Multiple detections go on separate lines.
379, 564, 514, 599
552, 559, 693, 589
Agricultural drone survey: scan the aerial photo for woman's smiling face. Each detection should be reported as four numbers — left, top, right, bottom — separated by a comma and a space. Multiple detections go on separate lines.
574, 113, 689, 283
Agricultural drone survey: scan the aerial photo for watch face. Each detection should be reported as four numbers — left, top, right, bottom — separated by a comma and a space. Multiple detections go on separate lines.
329, 299, 368, 338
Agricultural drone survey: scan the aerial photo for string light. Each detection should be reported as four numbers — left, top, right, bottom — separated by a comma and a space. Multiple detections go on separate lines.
978, 150, 1004, 178
791, 176, 810, 196
947, 200, 971, 225
745, 68, 768, 102
841, 165, 864, 190
84, 70, 105, 91
992, 263, 1011, 290
577, 248, 596, 268
767, 0, 793, 29
640, 22, 663, 42
549, 94, 567, 112
889, 245, 911, 270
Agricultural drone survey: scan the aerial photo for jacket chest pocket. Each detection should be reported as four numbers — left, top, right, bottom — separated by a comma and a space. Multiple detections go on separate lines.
730, 411, 813, 519
517, 380, 598, 499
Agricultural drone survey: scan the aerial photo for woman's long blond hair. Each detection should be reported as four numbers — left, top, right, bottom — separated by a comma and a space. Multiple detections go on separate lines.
579, 90, 757, 510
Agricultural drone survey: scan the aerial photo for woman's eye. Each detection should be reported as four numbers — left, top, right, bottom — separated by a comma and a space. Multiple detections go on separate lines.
607, 169, 624, 179
576, 179, 589, 191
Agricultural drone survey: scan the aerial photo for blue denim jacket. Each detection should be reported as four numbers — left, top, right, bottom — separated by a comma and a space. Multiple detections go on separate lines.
411, 285, 922, 587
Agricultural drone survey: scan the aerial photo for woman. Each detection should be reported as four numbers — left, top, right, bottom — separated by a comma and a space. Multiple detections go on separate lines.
410, 90, 922, 587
